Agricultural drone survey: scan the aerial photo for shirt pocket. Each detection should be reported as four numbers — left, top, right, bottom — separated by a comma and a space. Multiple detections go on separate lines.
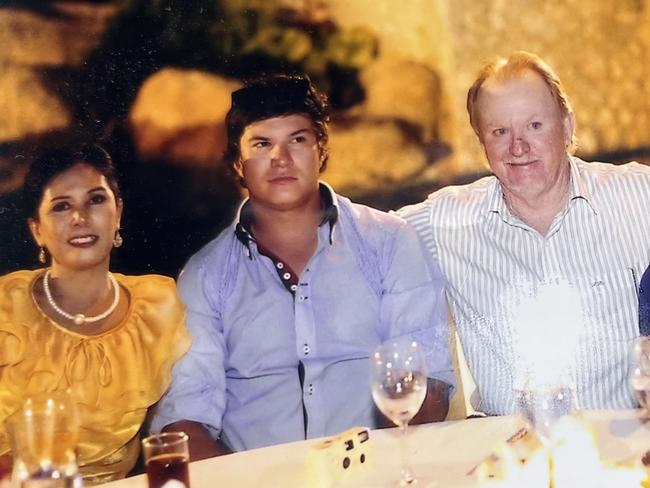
573, 267, 640, 340
568, 268, 639, 408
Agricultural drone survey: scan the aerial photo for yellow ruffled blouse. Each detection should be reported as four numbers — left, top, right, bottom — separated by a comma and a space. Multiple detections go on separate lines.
0, 270, 191, 485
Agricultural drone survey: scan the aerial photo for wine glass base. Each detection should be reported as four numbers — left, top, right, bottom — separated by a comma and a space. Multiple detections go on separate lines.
399, 466, 418, 486
399, 478, 417, 486
399, 476, 442, 487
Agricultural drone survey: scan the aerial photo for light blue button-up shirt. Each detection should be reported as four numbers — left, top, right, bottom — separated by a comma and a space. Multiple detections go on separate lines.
152, 184, 454, 452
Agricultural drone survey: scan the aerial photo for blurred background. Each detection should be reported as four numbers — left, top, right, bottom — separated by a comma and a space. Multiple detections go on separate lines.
1, 0, 650, 277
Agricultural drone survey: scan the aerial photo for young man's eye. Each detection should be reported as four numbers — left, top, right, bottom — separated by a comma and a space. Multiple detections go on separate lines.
492, 128, 506, 137
292, 136, 307, 143
252, 141, 270, 149
51, 202, 69, 212
530, 121, 542, 130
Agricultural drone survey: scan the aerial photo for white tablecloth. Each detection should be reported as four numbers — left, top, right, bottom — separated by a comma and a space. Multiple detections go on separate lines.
99, 410, 650, 487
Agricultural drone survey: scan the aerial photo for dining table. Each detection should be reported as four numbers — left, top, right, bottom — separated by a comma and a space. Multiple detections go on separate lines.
99, 410, 650, 487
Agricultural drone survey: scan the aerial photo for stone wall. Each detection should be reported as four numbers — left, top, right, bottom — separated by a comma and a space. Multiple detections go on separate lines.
326, 0, 459, 186
0, 3, 117, 142
0, 3, 117, 193
446, 0, 650, 171
316, 0, 650, 176
4, 1, 650, 184
262, 0, 461, 190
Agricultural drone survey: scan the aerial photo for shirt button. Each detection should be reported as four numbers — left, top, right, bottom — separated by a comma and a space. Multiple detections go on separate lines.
283, 272, 291, 280
290, 284, 298, 292
303, 344, 310, 355
276, 262, 284, 269
298, 295, 307, 302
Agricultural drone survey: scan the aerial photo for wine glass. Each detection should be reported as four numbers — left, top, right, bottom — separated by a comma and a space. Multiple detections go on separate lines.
514, 379, 575, 446
7, 391, 81, 488
371, 339, 427, 486
629, 336, 650, 415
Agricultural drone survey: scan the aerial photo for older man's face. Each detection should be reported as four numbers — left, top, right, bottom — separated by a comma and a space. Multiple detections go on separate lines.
476, 70, 574, 207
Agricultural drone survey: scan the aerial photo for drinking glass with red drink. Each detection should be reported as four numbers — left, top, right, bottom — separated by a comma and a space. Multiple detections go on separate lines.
142, 432, 190, 488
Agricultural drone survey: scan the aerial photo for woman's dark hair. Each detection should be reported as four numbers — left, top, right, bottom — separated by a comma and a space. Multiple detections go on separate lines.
223, 74, 330, 180
23, 143, 121, 220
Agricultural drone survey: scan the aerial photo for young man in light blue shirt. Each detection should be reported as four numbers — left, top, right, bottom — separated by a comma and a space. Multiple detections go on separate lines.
151, 75, 454, 459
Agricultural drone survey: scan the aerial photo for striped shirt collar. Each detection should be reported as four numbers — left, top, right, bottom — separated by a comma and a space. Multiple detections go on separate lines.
485, 156, 597, 219
234, 181, 339, 254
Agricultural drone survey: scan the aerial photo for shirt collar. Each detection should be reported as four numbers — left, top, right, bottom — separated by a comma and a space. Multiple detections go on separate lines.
485, 177, 506, 215
567, 156, 596, 214
485, 155, 597, 218
234, 182, 339, 255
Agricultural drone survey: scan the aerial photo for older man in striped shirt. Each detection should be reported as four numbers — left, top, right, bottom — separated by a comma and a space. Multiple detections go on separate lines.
399, 51, 650, 415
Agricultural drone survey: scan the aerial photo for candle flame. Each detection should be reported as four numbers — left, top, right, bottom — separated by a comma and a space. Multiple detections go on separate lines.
476, 416, 647, 487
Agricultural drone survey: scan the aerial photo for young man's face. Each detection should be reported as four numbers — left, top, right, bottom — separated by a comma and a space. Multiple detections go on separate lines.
235, 114, 322, 212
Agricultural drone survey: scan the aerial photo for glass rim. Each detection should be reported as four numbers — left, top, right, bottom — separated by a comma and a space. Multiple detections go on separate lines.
374, 338, 420, 351
5, 393, 78, 430
142, 431, 188, 448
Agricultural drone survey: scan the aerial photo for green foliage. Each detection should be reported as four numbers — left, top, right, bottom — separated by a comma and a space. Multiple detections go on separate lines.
243, 26, 314, 63
60, 0, 378, 140
325, 27, 378, 69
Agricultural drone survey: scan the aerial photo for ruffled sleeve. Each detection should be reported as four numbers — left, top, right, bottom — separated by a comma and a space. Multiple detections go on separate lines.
0, 270, 42, 456
0, 271, 42, 366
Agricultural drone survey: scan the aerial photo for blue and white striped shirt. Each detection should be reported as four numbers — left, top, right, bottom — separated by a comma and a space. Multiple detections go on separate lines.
399, 157, 650, 414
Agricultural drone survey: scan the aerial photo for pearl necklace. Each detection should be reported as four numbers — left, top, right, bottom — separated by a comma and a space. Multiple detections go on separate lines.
43, 270, 120, 326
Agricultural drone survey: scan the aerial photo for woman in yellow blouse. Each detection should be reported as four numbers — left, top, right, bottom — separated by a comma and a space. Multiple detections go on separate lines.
0, 144, 191, 485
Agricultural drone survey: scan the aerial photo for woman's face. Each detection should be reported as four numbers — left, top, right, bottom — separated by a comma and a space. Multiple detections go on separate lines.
29, 163, 122, 273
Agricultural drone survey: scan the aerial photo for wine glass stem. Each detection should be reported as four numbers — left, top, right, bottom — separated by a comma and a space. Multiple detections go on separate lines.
399, 422, 415, 485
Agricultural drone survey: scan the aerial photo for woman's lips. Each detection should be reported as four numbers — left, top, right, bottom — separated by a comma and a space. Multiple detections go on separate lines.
67, 235, 98, 247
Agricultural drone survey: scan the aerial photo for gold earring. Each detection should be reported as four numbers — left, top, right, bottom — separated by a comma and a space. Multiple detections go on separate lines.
113, 230, 123, 248
38, 247, 46, 264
